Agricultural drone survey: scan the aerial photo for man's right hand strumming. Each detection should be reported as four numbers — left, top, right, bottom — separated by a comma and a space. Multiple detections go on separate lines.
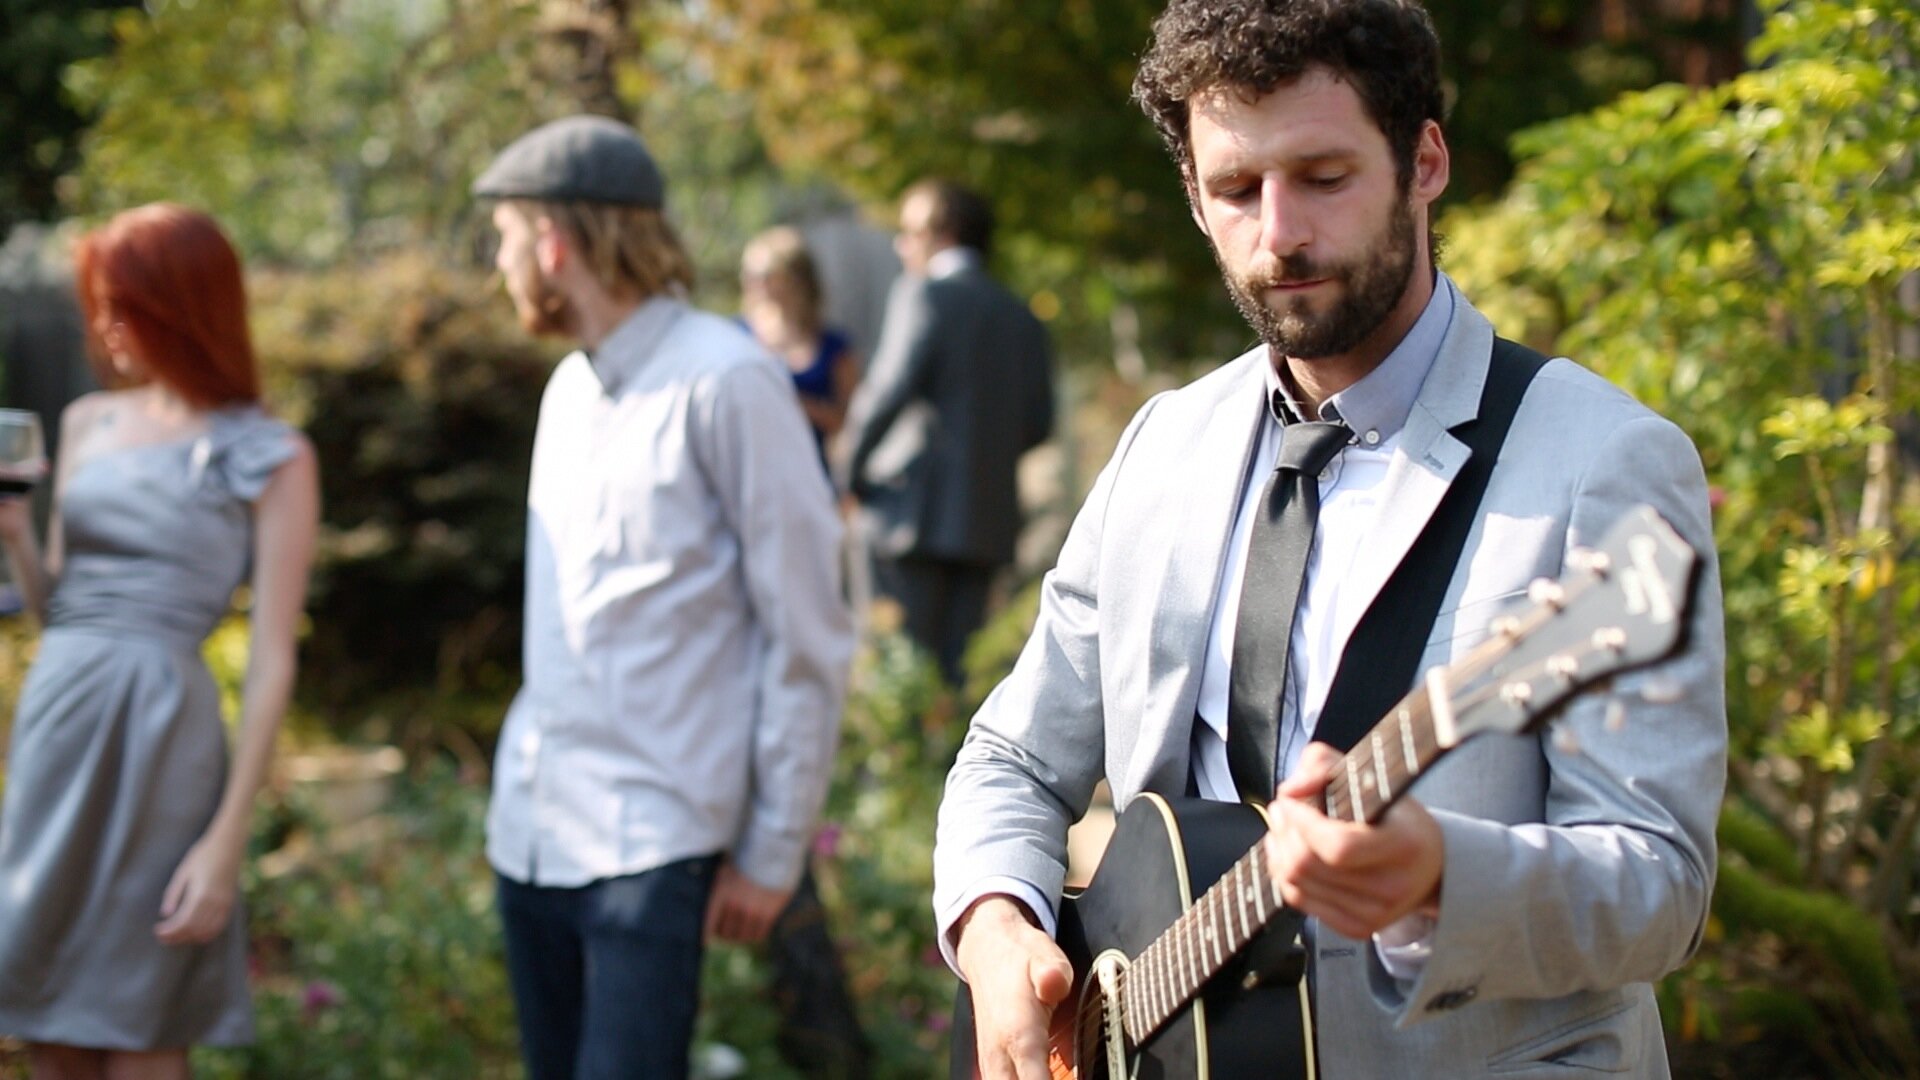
955, 894, 1075, 1080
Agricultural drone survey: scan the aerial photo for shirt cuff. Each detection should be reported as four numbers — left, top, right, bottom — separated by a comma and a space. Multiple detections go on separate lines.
936, 877, 1058, 979
1373, 912, 1436, 983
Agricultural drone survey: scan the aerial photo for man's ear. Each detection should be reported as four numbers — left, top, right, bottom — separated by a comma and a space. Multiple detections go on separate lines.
1411, 120, 1450, 209
1185, 171, 1211, 237
532, 216, 568, 276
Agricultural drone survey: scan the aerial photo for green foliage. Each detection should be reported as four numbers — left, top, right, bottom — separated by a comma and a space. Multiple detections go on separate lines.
686, 0, 1243, 368
1719, 801, 1805, 885
0, 0, 137, 230
252, 254, 553, 721
64, 0, 560, 264
1446, 0, 1920, 1068
195, 763, 520, 1079
1715, 859, 1901, 1018
687, 0, 1739, 370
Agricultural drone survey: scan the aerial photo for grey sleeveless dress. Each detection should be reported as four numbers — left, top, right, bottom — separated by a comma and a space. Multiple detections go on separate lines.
0, 405, 294, 1050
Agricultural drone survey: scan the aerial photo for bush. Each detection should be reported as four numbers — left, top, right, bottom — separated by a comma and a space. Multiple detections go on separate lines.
252, 254, 553, 734
195, 763, 520, 1079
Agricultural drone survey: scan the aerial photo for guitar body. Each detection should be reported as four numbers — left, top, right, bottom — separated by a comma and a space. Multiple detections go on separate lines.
953, 794, 1314, 1080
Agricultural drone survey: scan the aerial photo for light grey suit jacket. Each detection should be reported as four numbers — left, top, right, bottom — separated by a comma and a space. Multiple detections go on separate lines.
841, 262, 1054, 565
932, 284, 1726, 1078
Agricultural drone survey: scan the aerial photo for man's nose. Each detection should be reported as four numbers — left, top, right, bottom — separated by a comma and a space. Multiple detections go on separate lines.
1257, 178, 1312, 257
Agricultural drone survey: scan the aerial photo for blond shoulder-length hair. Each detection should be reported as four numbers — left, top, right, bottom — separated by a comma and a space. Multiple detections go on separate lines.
505, 198, 696, 301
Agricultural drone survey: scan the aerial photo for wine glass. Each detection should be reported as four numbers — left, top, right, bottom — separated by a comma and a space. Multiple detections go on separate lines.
0, 408, 48, 496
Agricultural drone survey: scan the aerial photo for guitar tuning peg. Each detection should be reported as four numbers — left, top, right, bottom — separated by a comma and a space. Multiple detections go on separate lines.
1528, 578, 1567, 609
1567, 547, 1612, 576
1605, 697, 1627, 732
1591, 626, 1627, 652
1491, 616, 1523, 640
1639, 676, 1685, 704
1500, 681, 1535, 708
1552, 726, 1582, 755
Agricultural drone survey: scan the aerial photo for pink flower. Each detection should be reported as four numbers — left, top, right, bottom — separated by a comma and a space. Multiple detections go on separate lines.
301, 979, 344, 1022
1707, 486, 1727, 511
812, 822, 843, 859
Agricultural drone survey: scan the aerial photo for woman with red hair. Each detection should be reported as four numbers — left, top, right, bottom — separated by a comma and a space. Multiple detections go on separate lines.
0, 204, 318, 1078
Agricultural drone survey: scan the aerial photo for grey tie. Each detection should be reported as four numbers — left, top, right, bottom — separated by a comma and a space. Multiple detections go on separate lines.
1226, 418, 1351, 801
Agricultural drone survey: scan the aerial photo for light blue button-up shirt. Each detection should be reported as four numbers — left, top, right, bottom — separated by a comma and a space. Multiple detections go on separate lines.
486, 297, 854, 892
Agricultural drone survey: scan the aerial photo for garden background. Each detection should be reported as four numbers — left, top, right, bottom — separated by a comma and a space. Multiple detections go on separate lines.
1, 0, 1917, 1076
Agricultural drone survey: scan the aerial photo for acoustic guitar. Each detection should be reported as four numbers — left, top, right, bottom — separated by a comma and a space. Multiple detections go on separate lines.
952, 504, 1700, 1080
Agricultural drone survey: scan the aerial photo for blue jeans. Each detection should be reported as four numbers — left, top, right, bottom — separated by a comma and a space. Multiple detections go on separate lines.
496, 857, 720, 1080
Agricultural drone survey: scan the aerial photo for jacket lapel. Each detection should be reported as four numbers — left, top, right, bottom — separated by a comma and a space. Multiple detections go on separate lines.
1336, 294, 1499, 627
1145, 353, 1268, 735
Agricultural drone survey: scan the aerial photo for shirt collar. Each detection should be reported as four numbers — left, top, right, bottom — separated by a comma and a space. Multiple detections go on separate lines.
587, 295, 687, 396
926, 246, 982, 280
1266, 271, 1456, 443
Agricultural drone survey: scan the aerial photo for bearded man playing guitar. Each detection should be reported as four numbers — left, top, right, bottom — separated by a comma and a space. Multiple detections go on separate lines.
932, 2, 1727, 1077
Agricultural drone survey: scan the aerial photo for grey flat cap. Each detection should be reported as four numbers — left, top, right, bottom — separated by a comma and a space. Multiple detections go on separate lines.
472, 115, 666, 208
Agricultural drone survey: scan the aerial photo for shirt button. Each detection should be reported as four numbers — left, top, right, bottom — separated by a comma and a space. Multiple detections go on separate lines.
1364, 430, 1381, 445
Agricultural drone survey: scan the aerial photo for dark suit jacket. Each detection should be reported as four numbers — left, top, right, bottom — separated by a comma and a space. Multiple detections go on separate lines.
841, 262, 1054, 565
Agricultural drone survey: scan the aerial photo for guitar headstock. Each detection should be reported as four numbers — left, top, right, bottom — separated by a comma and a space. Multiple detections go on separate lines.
1428, 504, 1698, 747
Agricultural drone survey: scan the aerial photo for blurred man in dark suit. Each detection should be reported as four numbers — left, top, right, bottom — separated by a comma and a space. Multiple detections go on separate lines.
841, 180, 1055, 683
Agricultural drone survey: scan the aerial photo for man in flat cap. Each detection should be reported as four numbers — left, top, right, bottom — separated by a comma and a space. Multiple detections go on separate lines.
473, 115, 855, 1079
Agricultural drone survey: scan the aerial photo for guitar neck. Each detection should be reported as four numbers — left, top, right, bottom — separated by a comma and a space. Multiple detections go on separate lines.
1120, 683, 1446, 1045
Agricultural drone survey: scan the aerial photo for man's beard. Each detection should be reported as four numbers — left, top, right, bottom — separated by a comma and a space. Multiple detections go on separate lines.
1217, 196, 1417, 360
513, 264, 578, 339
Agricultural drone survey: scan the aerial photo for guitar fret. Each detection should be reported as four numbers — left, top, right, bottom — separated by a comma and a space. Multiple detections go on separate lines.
1152, 937, 1167, 1022
1371, 732, 1392, 802
1147, 942, 1166, 1028
1234, 860, 1254, 944
1343, 755, 1365, 822
1186, 917, 1202, 990
1137, 946, 1155, 1035
1186, 918, 1202, 992
1167, 922, 1182, 999
1135, 944, 1154, 1032
1208, 895, 1224, 968
1153, 937, 1168, 1015
1400, 709, 1420, 774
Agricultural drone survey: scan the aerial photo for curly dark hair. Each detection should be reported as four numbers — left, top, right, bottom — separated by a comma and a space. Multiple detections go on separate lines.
1132, 0, 1444, 191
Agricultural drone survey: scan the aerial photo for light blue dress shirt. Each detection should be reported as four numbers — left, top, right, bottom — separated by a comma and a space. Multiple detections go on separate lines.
486, 298, 854, 893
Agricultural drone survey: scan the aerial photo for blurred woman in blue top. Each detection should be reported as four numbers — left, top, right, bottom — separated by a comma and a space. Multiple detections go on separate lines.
740, 226, 860, 471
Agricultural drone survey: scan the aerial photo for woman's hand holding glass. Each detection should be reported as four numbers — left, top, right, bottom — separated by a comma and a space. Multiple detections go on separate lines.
0, 408, 48, 546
